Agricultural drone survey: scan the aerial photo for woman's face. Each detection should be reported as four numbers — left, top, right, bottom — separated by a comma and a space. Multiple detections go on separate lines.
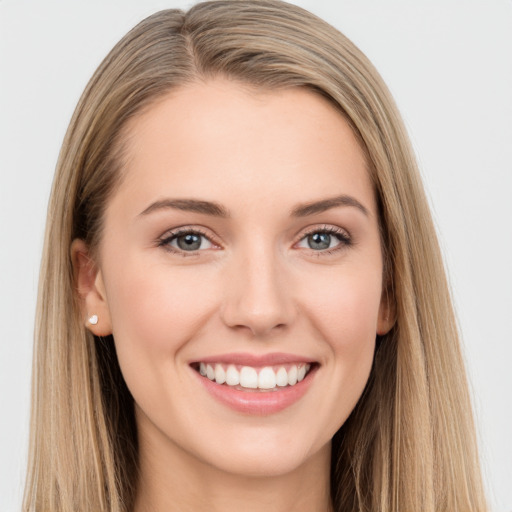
81, 79, 392, 478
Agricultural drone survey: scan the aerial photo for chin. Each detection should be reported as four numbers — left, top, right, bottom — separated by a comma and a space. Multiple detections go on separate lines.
205, 449, 321, 478
187, 425, 332, 478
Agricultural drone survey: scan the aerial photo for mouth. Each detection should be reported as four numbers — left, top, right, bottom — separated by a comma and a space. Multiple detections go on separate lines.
189, 354, 319, 415
191, 361, 316, 392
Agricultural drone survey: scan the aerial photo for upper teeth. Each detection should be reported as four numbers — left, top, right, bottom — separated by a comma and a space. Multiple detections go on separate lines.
199, 363, 311, 390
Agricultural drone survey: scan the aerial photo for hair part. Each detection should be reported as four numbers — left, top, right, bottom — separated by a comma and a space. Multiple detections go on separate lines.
25, 2, 487, 511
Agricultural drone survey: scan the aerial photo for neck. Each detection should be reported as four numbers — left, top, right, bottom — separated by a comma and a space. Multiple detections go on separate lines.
133, 420, 333, 512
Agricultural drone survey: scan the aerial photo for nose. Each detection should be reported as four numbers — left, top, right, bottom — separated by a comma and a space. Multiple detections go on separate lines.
220, 244, 296, 338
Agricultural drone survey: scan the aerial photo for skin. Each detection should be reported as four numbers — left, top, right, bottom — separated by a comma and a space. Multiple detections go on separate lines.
73, 79, 393, 512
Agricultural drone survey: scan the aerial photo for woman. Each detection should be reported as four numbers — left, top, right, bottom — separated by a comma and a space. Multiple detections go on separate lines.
23, 1, 487, 511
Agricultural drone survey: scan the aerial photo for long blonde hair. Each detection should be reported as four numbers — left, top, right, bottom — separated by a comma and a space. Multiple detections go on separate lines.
24, 1, 487, 511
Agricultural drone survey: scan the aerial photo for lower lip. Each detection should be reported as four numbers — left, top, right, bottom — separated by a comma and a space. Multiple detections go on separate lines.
192, 366, 317, 415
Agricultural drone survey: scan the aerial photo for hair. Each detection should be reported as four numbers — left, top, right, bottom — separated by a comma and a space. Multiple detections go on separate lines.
24, 1, 487, 511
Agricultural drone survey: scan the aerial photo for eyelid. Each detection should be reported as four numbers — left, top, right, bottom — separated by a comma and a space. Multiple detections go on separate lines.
157, 226, 222, 256
293, 224, 352, 254
156, 223, 352, 257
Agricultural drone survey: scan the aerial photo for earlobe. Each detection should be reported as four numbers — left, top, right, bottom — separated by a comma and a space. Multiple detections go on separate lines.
71, 239, 113, 336
377, 289, 396, 336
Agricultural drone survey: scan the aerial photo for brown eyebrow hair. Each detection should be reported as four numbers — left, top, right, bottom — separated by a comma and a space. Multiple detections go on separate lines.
291, 195, 369, 217
139, 198, 229, 217
138, 194, 369, 218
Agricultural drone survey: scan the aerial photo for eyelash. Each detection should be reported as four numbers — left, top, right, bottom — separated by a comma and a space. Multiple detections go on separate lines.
157, 225, 352, 257
298, 225, 352, 256
158, 227, 215, 257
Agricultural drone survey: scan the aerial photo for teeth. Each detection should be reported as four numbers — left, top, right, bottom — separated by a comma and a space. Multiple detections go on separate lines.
276, 367, 288, 387
288, 365, 298, 386
199, 362, 311, 390
258, 367, 276, 389
225, 364, 240, 386
214, 364, 226, 384
240, 366, 258, 388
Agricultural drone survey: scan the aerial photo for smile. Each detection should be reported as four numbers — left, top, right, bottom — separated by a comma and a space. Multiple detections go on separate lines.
196, 362, 312, 391
190, 354, 319, 415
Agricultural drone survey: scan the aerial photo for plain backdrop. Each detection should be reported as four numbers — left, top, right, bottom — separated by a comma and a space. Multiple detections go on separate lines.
1, 1, 511, 511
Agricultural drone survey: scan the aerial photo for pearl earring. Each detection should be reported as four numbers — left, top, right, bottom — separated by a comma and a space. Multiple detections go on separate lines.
88, 314, 98, 325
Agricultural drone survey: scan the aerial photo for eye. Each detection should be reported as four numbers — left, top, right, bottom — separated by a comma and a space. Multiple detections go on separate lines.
159, 229, 215, 254
296, 227, 351, 252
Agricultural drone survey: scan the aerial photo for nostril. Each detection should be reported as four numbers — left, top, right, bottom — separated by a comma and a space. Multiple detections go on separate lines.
228, 322, 288, 338
219, 274, 296, 336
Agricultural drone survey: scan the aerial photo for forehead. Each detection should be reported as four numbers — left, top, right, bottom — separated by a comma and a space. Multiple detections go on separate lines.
112, 79, 375, 218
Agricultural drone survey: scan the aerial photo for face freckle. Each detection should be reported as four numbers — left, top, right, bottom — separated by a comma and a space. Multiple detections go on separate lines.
93, 78, 391, 480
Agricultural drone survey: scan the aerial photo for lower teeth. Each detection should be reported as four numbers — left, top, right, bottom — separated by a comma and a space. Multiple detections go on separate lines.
224, 384, 283, 392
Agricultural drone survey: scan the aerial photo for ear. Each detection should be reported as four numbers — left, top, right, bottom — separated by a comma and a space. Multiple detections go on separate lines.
377, 286, 396, 336
71, 239, 113, 336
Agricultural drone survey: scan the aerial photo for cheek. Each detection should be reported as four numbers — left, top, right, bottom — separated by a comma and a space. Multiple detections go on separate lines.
104, 257, 218, 361
300, 265, 382, 407
103, 257, 222, 417
304, 265, 383, 347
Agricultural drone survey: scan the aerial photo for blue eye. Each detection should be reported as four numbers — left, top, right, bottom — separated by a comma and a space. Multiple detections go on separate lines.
160, 230, 214, 253
297, 228, 351, 252
307, 232, 333, 250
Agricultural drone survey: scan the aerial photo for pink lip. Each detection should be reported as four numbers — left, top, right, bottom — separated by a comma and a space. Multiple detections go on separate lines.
190, 355, 318, 415
190, 352, 314, 367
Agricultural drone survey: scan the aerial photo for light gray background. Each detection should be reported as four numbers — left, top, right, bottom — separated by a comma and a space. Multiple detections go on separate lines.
1, 1, 511, 511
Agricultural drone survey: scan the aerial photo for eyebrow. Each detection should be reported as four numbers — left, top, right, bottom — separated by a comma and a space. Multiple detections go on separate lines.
291, 195, 369, 217
139, 199, 229, 218
138, 194, 369, 219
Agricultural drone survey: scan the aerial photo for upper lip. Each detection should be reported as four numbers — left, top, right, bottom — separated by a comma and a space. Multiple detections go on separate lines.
190, 352, 316, 367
